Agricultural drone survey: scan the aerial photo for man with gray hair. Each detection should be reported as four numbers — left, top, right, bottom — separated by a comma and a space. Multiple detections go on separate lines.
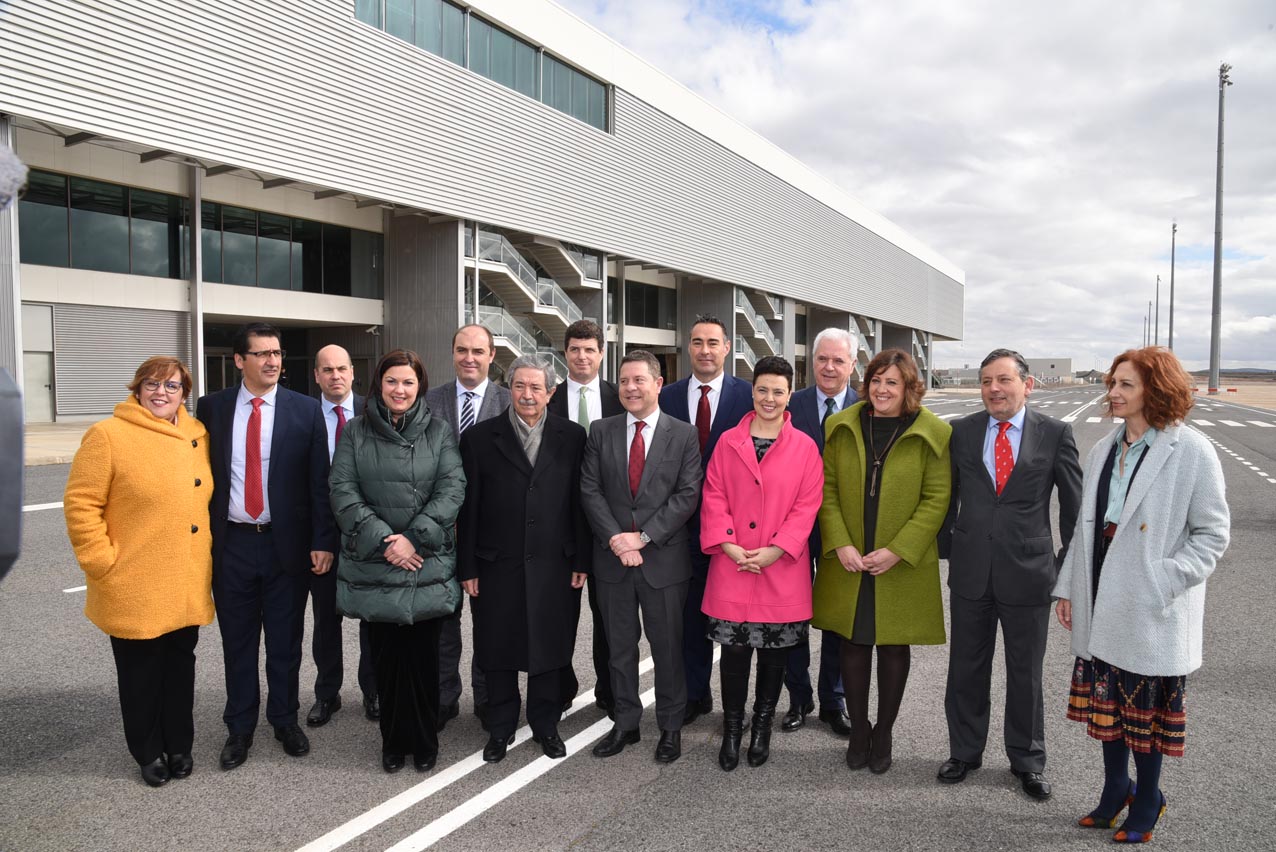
456, 354, 590, 762
937, 348, 1082, 800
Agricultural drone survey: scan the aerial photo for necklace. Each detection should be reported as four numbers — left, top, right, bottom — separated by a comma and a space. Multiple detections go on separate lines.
866, 411, 905, 498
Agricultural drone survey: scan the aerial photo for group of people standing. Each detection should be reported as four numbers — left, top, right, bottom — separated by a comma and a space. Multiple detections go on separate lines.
63, 314, 1228, 844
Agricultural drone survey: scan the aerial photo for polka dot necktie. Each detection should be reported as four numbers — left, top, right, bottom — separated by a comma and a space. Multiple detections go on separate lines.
994, 421, 1014, 495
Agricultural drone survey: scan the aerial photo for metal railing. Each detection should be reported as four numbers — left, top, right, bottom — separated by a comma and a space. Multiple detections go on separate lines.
563, 243, 603, 281
735, 289, 781, 352
473, 228, 584, 322
734, 335, 757, 369
476, 305, 537, 355
537, 277, 583, 324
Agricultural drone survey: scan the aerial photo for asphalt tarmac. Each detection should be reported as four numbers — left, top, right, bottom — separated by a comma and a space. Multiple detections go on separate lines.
1, 388, 1272, 852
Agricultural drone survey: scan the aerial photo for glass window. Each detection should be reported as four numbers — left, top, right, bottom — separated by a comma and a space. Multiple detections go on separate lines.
322, 224, 352, 296
413, 0, 440, 54
570, 71, 590, 125
385, 0, 413, 42
354, 0, 381, 27
586, 76, 606, 130
490, 26, 514, 89
439, 0, 464, 64
18, 170, 69, 267
69, 177, 129, 274
258, 213, 292, 290
513, 38, 537, 98
350, 230, 383, 299
469, 15, 490, 78
201, 202, 222, 283
545, 55, 572, 113
291, 217, 323, 293
221, 206, 257, 286
658, 286, 677, 330
130, 189, 184, 279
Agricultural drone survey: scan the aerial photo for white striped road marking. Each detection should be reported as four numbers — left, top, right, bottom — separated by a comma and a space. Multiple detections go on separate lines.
938, 413, 959, 420
1085, 417, 1102, 423
1194, 420, 1214, 426
23, 502, 63, 512
1219, 420, 1246, 427
1248, 421, 1275, 428
1060, 394, 1105, 423
63, 585, 87, 593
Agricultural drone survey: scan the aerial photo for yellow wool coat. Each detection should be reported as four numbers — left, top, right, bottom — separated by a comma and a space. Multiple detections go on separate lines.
64, 397, 215, 639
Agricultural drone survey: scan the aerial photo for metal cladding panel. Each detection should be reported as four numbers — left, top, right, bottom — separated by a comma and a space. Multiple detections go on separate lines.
53, 304, 192, 416
0, 0, 962, 339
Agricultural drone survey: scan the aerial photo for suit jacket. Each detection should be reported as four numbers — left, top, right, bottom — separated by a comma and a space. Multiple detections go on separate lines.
424, 379, 511, 439
547, 378, 623, 422
197, 383, 338, 574
787, 384, 857, 559
659, 373, 754, 467
457, 410, 590, 674
580, 412, 703, 589
939, 407, 1082, 606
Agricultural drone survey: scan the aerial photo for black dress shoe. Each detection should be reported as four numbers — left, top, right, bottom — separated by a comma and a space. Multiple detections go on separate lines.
937, 757, 981, 784
167, 752, 193, 779
533, 732, 568, 759
436, 700, 459, 732
140, 757, 170, 788
307, 695, 342, 727
591, 725, 640, 758
382, 752, 405, 773
1011, 768, 1053, 800
274, 724, 311, 757
220, 733, 253, 770
868, 726, 892, 774
414, 752, 437, 772
654, 729, 681, 763
818, 706, 852, 737
483, 732, 515, 763
363, 693, 381, 721
682, 695, 712, 726
781, 699, 815, 732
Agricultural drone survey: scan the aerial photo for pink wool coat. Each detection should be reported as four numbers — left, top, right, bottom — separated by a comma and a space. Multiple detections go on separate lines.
700, 412, 825, 624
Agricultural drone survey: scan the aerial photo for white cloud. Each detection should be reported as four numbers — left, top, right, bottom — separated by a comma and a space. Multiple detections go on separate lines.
559, 0, 1276, 370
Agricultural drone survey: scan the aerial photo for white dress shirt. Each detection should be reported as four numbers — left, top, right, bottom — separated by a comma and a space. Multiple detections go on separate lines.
456, 377, 490, 423
626, 408, 661, 460
566, 375, 603, 424
816, 385, 854, 416
229, 383, 277, 523
687, 371, 724, 430
321, 392, 355, 462
982, 405, 1027, 484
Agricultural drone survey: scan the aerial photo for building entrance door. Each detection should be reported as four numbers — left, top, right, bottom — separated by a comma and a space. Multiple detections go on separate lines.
21, 352, 55, 422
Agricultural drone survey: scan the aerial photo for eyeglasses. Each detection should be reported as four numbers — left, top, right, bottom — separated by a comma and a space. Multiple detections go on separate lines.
142, 380, 183, 393
245, 349, 286, 359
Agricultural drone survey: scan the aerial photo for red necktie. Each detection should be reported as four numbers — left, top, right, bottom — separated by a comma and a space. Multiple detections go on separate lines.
628, 420, 646, 498
245, 397, 265, 519
994, 421, 1014, 495
335, 403, 347, 446
696, 385, 711, 453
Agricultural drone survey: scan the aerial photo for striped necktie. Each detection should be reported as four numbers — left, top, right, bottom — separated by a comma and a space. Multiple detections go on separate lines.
459, 390, 477, 433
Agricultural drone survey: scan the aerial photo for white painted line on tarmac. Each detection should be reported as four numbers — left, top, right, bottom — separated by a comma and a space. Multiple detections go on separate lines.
1194, 420, 1214, 426
1220, 420, 1246, 427
23, 501, 63, 512
63, 585, 87, 593
1248, 421, 1275, 428
938, 413, 958, 420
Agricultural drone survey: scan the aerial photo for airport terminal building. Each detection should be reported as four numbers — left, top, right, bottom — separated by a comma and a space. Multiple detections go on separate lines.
0, 0, 963, 421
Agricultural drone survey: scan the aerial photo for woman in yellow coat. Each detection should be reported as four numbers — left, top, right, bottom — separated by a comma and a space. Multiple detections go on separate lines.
64, 356, 214, 788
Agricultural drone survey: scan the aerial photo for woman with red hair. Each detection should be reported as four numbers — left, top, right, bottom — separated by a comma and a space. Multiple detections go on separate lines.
1054, 347, 1230, 843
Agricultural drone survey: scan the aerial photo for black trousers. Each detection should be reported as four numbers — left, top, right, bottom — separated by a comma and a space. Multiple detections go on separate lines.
109, 626, 199, 765
487, 668, 565, 739
368, 618, 442, 759
438, 597, 487, 707
681, 573, 713, 703
561, 577, 613, 706
306, 568, 375, 701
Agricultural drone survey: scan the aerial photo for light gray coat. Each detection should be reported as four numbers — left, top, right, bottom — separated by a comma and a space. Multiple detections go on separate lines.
1052, 424, 1229, 676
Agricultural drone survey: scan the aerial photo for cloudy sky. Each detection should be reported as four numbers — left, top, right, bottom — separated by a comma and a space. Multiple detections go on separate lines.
558, 0, 1276, 371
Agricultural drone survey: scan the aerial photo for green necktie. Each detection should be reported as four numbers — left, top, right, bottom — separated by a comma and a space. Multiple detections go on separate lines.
577, 386, 590, 434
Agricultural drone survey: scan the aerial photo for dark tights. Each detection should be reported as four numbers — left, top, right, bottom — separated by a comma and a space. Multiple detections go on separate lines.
719, 645, 787, 714
839, 640, 910, 733
1099, 739, 1165, 830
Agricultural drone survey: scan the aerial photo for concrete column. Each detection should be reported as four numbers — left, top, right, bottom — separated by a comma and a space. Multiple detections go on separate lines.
0, 115, 23, 385
383, 216, 463, 386
780, 296, 797, 364
676, 277, 733, 378
187, 165, 205, 398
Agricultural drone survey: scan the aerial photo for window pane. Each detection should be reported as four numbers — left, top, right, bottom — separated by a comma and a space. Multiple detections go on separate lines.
354, 0, 381, 27
513, 40, 537, 98
201, 202, 222, 283
469, 16, 490, 77
350, 230, 383, 299
413, 0, 439, 53
258, 213, 292, 290
322, 224, 352, 296
18, 171, 69, 267
548, 57, 571, 112
625, 283, 643, 327
386, 0, 413, 42
69, 177, 129, 274
586, 78, 606, 130
658, 287, 677, 330
440, 1, 464, 64
490, 27, 514, 87
130, 189, 183, 278
291, 218, 323, 293
221, 206, 257, 286
571, 69, 590, 124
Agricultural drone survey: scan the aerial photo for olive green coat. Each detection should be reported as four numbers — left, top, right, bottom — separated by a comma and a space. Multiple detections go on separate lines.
812, 402, 952, 645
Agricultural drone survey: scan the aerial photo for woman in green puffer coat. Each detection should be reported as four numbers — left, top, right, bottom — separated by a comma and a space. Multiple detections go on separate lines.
330, 349, 465, 774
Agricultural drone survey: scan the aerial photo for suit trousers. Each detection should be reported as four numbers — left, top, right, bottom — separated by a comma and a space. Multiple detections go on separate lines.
109, 625, 199, 765
368, 618, 441, 759
561, 577, 614, 706
487, 668, 565, 739
944, 585, 1050, 772
598, 569, 688, 732
681, 573, 714, 703
306, 568, 376, 701
213, 525, 309, 734
783, 628, 845, 708
438, 597, 487, 708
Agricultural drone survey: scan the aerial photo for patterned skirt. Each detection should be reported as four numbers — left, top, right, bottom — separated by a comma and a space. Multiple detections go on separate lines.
1067, 657, 1187, 757
706, 617, 808, 649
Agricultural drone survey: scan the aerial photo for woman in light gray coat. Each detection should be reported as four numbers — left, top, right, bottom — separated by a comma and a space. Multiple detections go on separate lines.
1053, 347, 1229, 844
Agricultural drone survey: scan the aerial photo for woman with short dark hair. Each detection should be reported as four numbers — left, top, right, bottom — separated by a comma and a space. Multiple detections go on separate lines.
1054, 347, 1229, 843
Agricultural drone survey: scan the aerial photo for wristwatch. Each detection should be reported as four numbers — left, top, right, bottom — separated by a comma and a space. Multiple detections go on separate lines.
638, 530, 651, 544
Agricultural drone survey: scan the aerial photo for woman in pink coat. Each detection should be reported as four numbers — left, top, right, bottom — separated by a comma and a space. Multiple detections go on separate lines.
701, 356, 825, 771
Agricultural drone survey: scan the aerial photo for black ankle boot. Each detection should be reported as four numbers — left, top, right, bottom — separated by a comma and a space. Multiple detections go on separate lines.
746, 663, 784, 767
719, 711, 745, 771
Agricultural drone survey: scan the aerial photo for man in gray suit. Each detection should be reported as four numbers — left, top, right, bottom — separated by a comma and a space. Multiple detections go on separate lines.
937, 349, 1082, 800
423, 324, 511, 730
581, 350, 702, 764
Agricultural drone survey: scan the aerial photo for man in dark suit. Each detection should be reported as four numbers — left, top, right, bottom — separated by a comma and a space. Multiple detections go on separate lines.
458, 354, 591, 763
658, 314, 753, 724
547, 320, 623, 716
422, 324, 511, 730
582, 350, 702, 763
936, 348, 1082, 800
196, 322, 337, 770
305, 344, 376, 726
780, 328, 856, 736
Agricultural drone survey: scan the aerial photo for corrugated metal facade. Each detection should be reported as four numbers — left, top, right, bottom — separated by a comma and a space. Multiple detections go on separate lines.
0, 0, 962, 339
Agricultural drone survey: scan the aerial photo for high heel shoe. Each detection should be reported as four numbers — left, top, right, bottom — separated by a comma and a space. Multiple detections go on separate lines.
1078, 781, 1136, 829
845, 723, 872, 770
1113, 791, 1167, 844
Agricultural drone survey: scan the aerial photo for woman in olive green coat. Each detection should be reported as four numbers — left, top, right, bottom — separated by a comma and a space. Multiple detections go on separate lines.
812, 349, 951, 774
330, 349, 465, 774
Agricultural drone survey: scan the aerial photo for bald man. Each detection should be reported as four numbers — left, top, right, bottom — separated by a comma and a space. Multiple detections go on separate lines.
306, 344, 377, 726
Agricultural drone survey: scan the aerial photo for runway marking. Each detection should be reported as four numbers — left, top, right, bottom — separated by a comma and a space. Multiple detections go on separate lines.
63, 585, 87, 593
1219, 420, 1246, 427
938, 413, 959, 420
1085, 417, 1102, 423
1194, 420, 1214, 426
1248, 421, 1275, 428
1060, 394, 1105, 423
23, 501, 64, 512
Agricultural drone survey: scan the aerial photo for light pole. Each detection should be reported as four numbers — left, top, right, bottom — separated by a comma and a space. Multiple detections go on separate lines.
1154, 274, 1160, 346
1147, 300, 1152, 347
1168, 221, 1177, 351
1208, 63, 1232, 394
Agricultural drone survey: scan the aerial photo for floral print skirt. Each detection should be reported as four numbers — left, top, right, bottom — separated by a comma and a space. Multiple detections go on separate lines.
1067, 656, 1187, 757
706, 617, 808, 649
